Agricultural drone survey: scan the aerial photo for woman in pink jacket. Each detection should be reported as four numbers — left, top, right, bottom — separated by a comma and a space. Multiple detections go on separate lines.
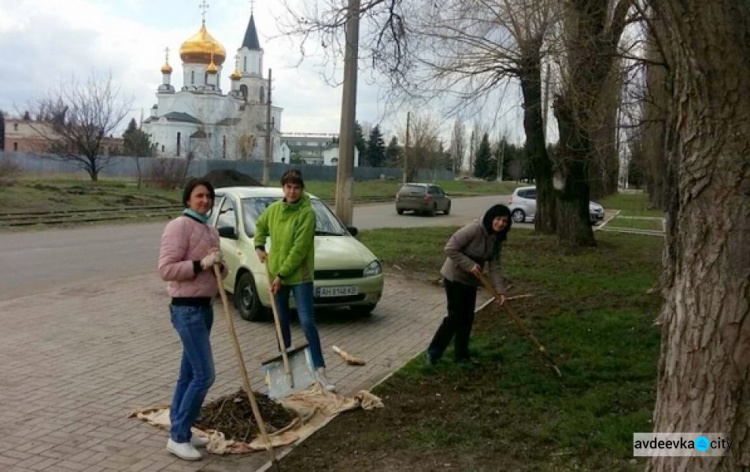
158, 178, 224, 461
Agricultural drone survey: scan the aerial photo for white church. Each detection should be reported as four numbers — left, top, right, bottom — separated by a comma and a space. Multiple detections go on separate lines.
143, 4, 283, 161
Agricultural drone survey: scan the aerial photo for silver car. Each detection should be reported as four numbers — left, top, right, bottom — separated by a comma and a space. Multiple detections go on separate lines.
395, 183, 451, 216
508, 186, 605, 224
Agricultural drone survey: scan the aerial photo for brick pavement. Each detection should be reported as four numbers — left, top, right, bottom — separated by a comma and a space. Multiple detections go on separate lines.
0, 270, 467, 472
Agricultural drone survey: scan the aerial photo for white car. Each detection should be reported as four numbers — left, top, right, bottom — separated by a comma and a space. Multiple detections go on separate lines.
209, 187, 384, 321
508, 186, 605, 224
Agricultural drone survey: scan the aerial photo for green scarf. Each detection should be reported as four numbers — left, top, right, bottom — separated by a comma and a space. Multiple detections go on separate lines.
183, 208, 209, 224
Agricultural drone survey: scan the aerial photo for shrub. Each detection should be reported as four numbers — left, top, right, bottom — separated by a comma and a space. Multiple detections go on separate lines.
146, 158, 190, 190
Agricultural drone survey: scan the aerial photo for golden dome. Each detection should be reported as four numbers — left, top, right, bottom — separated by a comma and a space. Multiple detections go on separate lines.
229, 67, 241, 80
179, 24, 226, 65
160, 62, 173, 74
207, 57, 218, 75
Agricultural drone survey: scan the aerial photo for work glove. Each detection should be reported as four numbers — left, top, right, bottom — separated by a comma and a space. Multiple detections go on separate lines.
200, 248, 224, 270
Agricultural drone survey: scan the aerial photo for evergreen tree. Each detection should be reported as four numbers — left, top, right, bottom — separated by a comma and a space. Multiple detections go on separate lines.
365, 124, 386, 167
385, 136, 401, 167
474, 133, 492, 178
354, 121, 367, 166
123, 118, 155, 157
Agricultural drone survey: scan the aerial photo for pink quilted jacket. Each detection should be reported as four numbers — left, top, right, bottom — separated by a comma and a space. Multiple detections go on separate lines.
158, 216, 221, 298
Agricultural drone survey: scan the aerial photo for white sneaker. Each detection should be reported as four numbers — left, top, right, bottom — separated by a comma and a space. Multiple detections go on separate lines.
190, 435, 209, 448
316, 368, 337, 392
167, 438, 202, 461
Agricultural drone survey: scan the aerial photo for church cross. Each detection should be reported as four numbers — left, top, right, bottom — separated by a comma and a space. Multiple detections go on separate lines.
199, 0, 210, 23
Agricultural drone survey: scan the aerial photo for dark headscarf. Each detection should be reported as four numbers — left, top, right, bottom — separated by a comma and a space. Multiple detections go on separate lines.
482, 204, 512, 258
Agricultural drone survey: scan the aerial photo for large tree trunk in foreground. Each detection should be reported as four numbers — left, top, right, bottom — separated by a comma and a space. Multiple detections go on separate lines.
649, 1, 750, 471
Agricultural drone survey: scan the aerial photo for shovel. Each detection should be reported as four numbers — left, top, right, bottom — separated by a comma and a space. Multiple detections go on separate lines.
261, 262, 317, 400
213, 265, 279, 469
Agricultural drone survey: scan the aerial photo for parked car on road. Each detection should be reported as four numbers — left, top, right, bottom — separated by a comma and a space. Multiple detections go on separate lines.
395, 183, 451, 216
508, 186, 605, 224
210, 187, 384, 321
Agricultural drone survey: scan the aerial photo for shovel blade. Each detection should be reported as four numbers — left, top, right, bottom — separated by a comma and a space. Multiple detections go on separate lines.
262, 345, 317, 400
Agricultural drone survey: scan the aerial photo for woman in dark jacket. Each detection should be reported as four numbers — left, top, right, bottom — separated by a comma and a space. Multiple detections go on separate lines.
426, 204, 512, 365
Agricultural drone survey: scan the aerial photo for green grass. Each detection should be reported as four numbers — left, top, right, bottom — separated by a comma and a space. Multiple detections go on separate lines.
305, 179, 519, 199
3, 176, 516, 214
599, 192, 664, 217
356, 228, 663, 470
1, 177, 182, 213
606, 217, 664, 231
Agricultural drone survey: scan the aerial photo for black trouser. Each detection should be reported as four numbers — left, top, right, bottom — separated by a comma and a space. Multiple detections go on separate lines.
427, 279, 477, 361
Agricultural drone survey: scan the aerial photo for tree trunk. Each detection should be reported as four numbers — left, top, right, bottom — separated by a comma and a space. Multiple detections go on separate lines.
588, 61, 623, 199
649, 1, 750, 471
553, 95, 596, 247
642, 19, 673, 211
520, 60, 556, 234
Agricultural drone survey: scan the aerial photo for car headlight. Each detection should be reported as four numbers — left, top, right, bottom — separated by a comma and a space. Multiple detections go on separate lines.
363, 260, 382, 277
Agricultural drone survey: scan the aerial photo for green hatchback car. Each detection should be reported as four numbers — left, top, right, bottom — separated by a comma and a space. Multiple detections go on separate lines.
209, 187, 384, 321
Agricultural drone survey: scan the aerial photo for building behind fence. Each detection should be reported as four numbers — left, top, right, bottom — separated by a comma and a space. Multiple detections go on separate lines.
0, 151, 455, 182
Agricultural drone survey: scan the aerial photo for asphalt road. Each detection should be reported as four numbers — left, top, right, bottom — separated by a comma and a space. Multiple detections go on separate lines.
0, 195, 509, 301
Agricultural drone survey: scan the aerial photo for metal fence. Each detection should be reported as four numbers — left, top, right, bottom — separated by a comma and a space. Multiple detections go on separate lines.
1, 151, 454, 182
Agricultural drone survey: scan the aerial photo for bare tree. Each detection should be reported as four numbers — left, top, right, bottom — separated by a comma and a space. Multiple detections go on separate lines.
644, 1, 750, 470
27, 74, 132, 181
408, 0, 559, 231
396, 113, 441, 181
450, 119, 466, 173
551, 0, 632, 246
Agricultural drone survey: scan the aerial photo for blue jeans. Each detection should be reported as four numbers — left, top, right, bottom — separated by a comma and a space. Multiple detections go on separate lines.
169, 304, 215, 443
274, 282, 325, 369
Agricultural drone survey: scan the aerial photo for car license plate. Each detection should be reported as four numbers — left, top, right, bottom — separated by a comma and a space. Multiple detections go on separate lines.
316, 286, 358, 298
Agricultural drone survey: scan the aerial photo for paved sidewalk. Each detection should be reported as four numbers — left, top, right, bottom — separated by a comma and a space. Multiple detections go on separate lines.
0, 270, 456, 472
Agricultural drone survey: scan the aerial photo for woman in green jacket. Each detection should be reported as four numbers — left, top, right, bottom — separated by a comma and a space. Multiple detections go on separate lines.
254, 169, 335, 392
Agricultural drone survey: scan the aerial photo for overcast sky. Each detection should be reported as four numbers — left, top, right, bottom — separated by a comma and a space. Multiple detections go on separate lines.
0, 0, 529, 143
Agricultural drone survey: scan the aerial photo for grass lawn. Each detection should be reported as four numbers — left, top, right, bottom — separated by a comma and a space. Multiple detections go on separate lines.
2, 176, 181, 213
599, 192, 664, 218
2, 176, 518, 214
283, 228, 663, 471
606, 217, 665, 231
305, 179, 519, 199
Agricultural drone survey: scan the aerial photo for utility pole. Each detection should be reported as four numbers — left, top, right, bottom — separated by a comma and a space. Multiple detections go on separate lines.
497, 134, 505, 182
334, 0, 360, 226
468, 130, 475, 176
402, 111, 410, 184
263, 69, 273, 186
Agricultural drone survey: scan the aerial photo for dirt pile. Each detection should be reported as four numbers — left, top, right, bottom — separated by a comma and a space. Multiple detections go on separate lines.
203, 169, 264, 188
195, 389, 295, 442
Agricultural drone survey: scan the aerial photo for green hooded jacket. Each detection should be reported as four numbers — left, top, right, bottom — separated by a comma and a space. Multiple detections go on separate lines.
254, 193, 315, 285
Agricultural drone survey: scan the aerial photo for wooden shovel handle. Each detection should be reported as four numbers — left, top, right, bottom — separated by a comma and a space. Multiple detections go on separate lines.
214, 265, 277, 462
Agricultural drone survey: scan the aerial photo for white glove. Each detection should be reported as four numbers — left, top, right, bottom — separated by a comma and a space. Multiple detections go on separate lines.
200, 248, 223, 270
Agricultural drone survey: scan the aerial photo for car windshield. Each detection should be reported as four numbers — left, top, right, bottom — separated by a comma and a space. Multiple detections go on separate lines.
241, 197, 348, 237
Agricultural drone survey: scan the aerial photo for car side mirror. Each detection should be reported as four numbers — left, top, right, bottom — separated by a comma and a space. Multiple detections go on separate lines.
347, 226, 359, 237
218, 226, 238, 239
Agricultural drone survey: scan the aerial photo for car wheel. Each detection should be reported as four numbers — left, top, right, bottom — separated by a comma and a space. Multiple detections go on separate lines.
512, 209, 526, 223
351, 304, 376, 316
235, 272, 266, 321
397, 209, 404, 215
429, 203, 437, 217
444, 202, 451, 215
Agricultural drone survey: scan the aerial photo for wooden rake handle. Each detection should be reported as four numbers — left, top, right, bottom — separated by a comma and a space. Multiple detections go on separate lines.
475, 272, 562, 378
214, 265, 277, 464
